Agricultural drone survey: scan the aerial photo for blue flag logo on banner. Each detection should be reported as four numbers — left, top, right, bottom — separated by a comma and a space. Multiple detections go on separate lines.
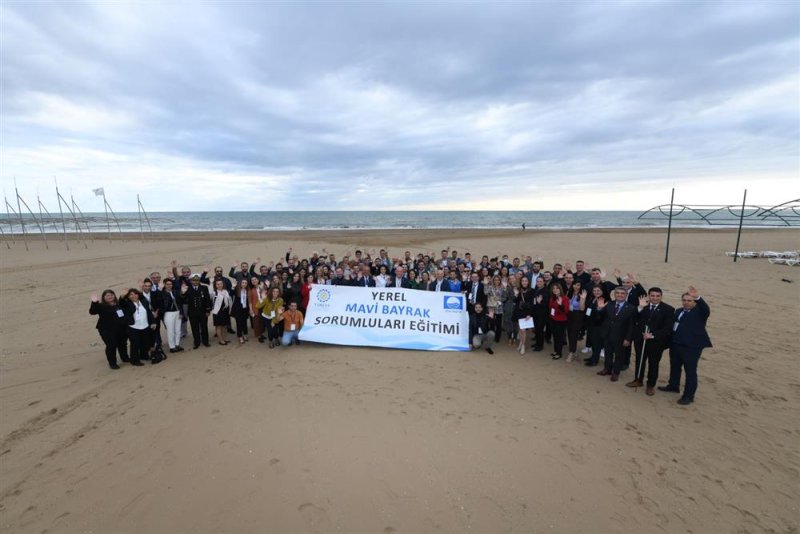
443, 295, 464, 310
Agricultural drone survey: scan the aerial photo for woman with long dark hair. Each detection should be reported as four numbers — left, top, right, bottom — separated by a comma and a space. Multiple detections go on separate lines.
566, 282, 587, 362
231, 278, 250, 344
120, 288, 156, 366
513, 276, 534, 355
89, 289, 129, 369
549, 284, 569, 360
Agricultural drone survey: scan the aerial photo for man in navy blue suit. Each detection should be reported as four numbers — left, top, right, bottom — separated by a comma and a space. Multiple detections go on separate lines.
427, 269, 452, 292
659, 286, 712, 405
389, 266, 412, 289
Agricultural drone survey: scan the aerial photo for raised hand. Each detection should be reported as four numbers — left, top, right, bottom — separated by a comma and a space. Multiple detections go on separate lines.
536, 295, 543, 304
580, 289, 587, 300
137, 278, 144, 290
613, 268, 621, 278
638, 295, 648, 307
688, 286, 699, 299
231, 263, 237, 270
256, 256, 261, 263
565, 262, 573, 272
181, 283, 188, 294
205, 265, 211, 273
277, 306, 285, 315
628, 272, 637, 284
596, 297, 607, 309
170, 259, 177, 267
90, 293, 99, 302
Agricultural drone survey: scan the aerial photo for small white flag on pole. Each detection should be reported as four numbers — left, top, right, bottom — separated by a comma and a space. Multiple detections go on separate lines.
93, 187, 104, 196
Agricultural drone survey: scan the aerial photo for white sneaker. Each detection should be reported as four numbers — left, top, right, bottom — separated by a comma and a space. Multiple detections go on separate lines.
566, 353, 574, 362
581, 347, 591, 354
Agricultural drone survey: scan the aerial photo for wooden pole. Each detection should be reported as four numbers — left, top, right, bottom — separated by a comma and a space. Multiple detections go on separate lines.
733, 189, 748, 263
14, 183, 28, 251
103, 191, 111, 243
664, 188, 674, 263
55, 183, 70, 251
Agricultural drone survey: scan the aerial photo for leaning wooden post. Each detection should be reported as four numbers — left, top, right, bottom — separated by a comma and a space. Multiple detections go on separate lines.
664, 188, 674, 263
733, 189, 747, 263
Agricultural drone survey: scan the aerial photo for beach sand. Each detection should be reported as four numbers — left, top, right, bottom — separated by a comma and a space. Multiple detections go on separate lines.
1, 228, 798, 533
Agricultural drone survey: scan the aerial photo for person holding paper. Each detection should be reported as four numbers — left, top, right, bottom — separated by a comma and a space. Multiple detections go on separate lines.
659, 286, 712, 405
513, 276, 535, 355
89, 289, 129, 369
274, 301, 304, 347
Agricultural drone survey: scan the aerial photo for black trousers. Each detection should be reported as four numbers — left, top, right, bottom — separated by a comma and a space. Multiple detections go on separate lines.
567, 311, 584, 353
668, 344, 702, 400
588, 326, 605, 364
234, 309, 249, 337
265, 320, 280, 342
492, 313, 503, 342
633, 338, 665, 387
189, 314, 209, 346
532, 310, 547, 348
603, 337, 627, 373
127, 327, 149, 364
551, 320, 567, 356
99, 328, 128, 366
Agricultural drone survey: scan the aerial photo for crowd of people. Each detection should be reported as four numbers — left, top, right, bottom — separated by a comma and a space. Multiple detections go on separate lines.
89, 247, 712, 405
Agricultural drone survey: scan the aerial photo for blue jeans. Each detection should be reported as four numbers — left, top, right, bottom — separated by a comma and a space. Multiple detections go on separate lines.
668, 344, 702, 400
282, 330, 299, 346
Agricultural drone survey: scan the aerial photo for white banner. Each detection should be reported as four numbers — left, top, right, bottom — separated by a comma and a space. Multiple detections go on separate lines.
299, 284, 469, 351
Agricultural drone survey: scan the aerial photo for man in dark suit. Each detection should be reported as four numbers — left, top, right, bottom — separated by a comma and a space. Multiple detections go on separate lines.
597, 287, 637, 381
463, 272, 487, 313
354, 265, 376, 287
389, 266, 411, 289
178, 274, 212, 349
626, 288, 675, 395
331, 267, 352, 286
659, 286, 712, 405
427, 270, 452, 292
587, 268, 617, 300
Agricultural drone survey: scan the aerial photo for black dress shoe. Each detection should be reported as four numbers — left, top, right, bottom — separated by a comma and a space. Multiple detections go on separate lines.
193, 344, 201, 349
677, 397, 694, 405
583, 357, 592, 362
532, 346, 543, 352
169, 348, 177, 353
109, 364, 120, 370
227, 328, 236, 334
121, 357, 130, 363
552, 354, 562, 360
130, 361, 144, 366
585, 361, 598, 367
657, 385, 680, 393
486, 348, 494, 355
202, 342, 211, 347
175, 346, 184, 352
151, 357, 163, 365
620, 365, 629, 371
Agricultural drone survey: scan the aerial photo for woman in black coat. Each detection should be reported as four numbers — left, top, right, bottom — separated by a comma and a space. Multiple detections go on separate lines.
531, 277, 549, 352
89, 290, 129, 369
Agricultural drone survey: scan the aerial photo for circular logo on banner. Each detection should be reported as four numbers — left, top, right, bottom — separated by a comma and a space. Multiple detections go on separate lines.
317, 288, 331, 303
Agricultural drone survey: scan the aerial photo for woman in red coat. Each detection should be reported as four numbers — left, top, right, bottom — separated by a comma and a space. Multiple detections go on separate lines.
300, 274, 314, 314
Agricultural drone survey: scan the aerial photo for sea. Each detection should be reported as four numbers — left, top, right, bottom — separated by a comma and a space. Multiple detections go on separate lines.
0, 210, 786, 233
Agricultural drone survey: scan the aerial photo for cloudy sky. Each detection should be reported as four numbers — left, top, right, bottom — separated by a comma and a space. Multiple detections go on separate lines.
1, 1, 798, 211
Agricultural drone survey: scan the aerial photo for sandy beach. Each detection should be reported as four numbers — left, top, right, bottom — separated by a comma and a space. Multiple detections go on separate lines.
1, 228, 798, 533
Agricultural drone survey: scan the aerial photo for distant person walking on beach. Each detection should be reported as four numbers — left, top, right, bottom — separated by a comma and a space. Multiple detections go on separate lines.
522, 223, 526, 231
